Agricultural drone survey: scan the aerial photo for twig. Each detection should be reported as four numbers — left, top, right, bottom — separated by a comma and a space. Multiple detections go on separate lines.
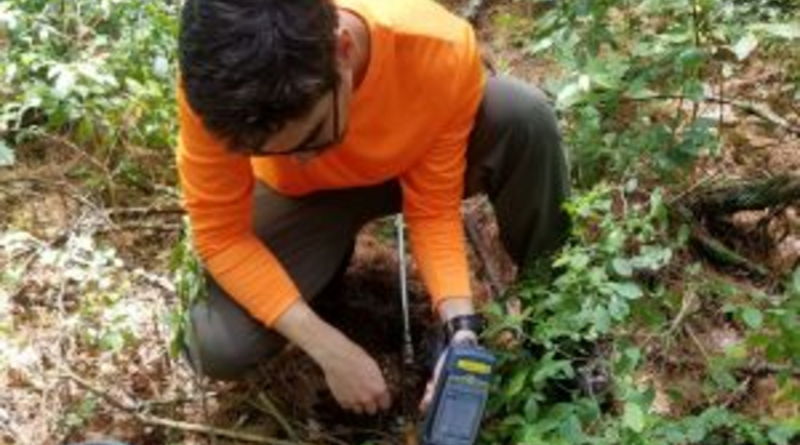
94, 221, 183, 233
684, 323, 711, 364
253, 392, 299, 442
624, 94, 800, 135
60, 369, 318, 445
106, 205, 184, 217
666, 290, 697, 337
36, 133, 119, 204
667, 171, 725, 206
292, 423, 351, 445
133, 268, 176, 293
138, 392, 220, 411
721, 376, 752, 409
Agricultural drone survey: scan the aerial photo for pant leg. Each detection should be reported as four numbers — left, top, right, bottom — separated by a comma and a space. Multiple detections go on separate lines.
464, 75, 571, 273
185, 181, 401, 380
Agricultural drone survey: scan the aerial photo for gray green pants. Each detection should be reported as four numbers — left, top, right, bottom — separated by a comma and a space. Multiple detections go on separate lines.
185, 75, 571, 379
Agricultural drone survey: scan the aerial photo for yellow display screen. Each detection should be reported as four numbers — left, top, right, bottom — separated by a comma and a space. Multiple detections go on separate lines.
456, 359, 491, 375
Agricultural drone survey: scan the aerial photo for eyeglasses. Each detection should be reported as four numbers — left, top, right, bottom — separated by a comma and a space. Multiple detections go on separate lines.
252, 83, 342, 157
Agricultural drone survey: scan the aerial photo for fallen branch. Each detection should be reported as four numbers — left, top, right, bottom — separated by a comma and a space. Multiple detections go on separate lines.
668, 175, 800, 280
671, 203, 771, 279
686, 175, 800, 215
705, 95, 800, 135
61, 368, 319, 445
625, 94, 800, 135
689, 223, 771, 279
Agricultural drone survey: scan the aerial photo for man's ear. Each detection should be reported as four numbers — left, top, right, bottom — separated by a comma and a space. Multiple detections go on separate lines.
335, 27, 356, 67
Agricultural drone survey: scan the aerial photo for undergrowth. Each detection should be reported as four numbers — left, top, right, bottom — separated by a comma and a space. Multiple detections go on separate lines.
0, 0, 178, 190
1, 0, 797, 443
481, 0, 799, 444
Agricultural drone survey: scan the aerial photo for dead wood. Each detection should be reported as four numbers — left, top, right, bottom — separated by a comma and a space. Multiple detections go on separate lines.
670, 174, 800, 279
671, 204, 769, 280
686, 175, 800, 215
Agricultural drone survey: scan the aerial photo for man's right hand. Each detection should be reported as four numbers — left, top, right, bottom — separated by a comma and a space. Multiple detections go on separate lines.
318, 335, 391, 414
273, 299, 391, 414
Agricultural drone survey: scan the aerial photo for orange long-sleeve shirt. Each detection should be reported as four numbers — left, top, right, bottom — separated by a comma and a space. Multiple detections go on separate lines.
177, 0, 486, 326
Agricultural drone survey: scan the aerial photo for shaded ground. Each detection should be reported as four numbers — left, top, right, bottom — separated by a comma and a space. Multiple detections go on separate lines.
1, 1, 799, 445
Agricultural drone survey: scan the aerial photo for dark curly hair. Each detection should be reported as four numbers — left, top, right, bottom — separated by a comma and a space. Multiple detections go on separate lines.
179, 0, 340, 153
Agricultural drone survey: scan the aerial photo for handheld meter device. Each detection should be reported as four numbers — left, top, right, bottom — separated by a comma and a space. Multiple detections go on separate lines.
421, 344, 496, 445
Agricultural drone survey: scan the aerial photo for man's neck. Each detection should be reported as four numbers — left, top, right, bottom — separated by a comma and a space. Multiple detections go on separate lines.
339, 10, 371, 89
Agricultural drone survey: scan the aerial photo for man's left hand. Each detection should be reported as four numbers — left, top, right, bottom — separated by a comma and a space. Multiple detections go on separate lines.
418, 329, 478, 412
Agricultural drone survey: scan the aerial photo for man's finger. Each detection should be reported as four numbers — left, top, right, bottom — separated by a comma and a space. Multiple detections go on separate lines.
418, 381, 435, 412
378, 391, 392, 411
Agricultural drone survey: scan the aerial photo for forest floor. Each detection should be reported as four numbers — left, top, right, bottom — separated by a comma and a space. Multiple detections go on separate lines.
1, 1, 798, 445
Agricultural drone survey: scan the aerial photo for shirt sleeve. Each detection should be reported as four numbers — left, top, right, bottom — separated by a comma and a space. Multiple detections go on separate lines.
399, 32, 485, 309
176, 87, 301, 326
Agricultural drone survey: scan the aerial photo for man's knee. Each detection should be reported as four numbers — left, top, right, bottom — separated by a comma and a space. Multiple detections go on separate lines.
182, 280, 287, 380
487, 77, 561, 160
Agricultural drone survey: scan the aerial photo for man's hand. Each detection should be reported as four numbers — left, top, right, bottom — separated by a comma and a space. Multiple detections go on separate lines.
274, 300, 391, 415
318, 337, 392, 414
419, 329, 478, 412
420, 297, 478, 411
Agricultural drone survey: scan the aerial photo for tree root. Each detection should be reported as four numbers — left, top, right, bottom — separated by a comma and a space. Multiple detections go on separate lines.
686, 175, 800, 215
672, 174, 800, 280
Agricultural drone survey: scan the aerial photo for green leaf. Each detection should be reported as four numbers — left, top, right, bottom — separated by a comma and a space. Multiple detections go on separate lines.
732, 33, 759, 61
559, 414, 585, 443
662, 425, 686, 444
612, 282, 643, 300
0, 140, 14, 167
612, 258, 633, 277
608, 296, 630, 321
569, 252, 591, 270
767, 425, 794, 445
532, 353, 573, 383
52, 66, 77, 99
624, 347, 642, 370
556, 77, 590, 110
686, 419, 706, 442
593, 306, 611, 334
623, 402, 646, 432
741, 306, 763, 330
506, 368, 529, 398
790, 266, 800, 297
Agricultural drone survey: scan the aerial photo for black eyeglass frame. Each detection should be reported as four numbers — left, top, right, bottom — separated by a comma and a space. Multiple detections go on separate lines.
251, 83, 342, 157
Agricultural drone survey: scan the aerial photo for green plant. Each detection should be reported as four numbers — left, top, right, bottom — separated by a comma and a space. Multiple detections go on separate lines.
525, 0, 799, 187
168, 220, 207, 358
0, 0, 178, 178
481, 182, 799, 444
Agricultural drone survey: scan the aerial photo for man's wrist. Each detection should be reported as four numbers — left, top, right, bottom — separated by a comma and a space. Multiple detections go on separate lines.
450, 329, 479, 345
436, 296, 474, 322
444, 313, 485, 343
273, 300, 347, 367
